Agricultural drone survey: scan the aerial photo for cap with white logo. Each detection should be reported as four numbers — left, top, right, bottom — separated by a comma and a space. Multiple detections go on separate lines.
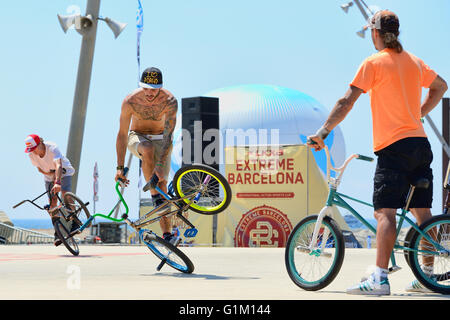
24, 134, 41, 153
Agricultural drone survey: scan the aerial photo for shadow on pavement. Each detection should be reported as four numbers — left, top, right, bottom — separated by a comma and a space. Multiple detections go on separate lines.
141, 272, 260, 280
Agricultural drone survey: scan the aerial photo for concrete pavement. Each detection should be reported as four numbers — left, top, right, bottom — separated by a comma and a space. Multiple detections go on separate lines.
0, 245, 449, 300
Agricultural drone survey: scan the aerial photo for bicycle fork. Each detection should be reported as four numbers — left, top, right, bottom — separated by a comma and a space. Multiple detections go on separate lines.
297, 207, 333, 258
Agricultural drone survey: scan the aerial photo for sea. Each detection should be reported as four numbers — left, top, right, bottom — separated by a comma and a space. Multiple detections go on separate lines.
11, 219, 54, 229
10, 215, 415, 231
343, 214, 414, 230
10, 217, 127, 230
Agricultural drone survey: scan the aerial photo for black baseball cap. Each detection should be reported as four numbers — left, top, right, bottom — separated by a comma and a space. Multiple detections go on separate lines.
139, 67, 163, 89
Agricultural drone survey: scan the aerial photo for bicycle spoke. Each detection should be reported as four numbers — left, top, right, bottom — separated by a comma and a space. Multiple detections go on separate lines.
179, 171, 225, 207
411, 219, 450, 291
291, 221, 338, 284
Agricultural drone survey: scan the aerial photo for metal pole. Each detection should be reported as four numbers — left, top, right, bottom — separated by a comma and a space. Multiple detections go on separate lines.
353, 0, 369, 20
66, 0, 101, 193
113, 153, 133, 218
425, 114, 450, 157
442, 98, 450, 209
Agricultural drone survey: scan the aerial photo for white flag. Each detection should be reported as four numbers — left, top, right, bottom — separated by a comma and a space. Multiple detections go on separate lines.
93, 162, 99, 201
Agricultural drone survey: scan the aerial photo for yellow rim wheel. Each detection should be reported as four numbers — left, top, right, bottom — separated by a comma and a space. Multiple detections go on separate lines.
175, 169, 228, 212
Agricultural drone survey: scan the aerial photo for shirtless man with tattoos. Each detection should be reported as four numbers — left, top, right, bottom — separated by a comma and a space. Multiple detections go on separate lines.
115, 67, 178, 242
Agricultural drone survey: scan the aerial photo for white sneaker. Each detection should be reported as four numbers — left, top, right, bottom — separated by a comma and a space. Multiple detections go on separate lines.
405, 279, 432, 293
346, 274, 391, 296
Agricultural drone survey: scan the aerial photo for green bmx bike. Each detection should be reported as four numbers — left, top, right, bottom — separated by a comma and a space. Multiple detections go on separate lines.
285, 144, 450, 294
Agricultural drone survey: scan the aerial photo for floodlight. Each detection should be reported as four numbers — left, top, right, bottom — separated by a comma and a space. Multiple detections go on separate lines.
101, 17, 128, 39
57, 13, 79, 33
340, 2, 353, 13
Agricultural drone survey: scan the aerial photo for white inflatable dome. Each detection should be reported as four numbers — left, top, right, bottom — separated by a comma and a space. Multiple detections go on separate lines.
170, 84, 346, 177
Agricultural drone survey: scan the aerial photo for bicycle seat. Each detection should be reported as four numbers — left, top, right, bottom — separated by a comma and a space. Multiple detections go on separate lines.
412, 178, 430, 189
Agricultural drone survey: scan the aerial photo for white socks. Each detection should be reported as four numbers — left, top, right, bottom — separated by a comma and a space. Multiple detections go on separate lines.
374, 266, 389, 281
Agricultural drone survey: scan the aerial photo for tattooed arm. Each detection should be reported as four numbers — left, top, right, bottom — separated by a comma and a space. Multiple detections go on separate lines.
155, 96, 178, 177
308, 85, 363, 151
115, 97, 133, 184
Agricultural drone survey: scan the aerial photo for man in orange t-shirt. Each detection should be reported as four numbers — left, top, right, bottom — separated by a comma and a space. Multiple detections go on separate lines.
308, 10, 447, 295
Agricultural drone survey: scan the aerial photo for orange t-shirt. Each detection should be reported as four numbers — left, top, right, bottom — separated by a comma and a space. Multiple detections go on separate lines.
350, 48, 437, 152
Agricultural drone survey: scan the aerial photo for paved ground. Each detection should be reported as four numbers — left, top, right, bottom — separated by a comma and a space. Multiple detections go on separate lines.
0, 245, 448, 301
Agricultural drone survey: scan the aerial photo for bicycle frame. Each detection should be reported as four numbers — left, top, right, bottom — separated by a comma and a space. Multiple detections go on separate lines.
77, 177, 203, 235
13, 186, 68, 219
310, 146, 446, 271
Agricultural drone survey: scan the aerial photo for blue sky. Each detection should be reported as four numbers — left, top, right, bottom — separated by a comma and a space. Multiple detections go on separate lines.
1, 0, 449, 223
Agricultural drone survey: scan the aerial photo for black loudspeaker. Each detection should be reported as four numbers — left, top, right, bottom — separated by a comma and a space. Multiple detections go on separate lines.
181, 97, 219, 170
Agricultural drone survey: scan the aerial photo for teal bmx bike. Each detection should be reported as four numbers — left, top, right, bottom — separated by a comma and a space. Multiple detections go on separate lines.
285, 144, 450, 294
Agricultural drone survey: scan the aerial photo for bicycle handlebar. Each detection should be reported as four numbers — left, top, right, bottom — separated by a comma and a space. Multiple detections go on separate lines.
149, 174, 159, 189
356, 154, 374, 162
117, 167, 129, 188
142, 173, 160, 192
306, 137, 373, 187
13, 189, 55, 211
13, 199, 30, 209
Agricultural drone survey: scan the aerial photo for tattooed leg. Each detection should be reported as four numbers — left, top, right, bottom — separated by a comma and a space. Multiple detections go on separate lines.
137, 141, 156, 194
137, 141, 171, 234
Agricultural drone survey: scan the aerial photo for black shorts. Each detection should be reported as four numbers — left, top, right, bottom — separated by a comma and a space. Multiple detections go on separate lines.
373, 137, 433, 210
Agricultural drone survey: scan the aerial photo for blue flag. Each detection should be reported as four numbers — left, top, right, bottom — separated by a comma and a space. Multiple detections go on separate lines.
137, 0, 144, 34
137, 0, 144, 82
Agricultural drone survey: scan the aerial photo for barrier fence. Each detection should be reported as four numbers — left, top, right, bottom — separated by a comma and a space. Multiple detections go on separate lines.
0, 222, 53, 244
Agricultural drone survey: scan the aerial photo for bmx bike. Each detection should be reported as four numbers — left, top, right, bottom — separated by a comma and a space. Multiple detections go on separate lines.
13, 184, 91, 256
284, 144, 450, 294
71, 163, 232, 273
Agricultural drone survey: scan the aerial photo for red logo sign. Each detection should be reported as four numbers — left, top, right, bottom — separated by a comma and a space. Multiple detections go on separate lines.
234, 205, 293, 247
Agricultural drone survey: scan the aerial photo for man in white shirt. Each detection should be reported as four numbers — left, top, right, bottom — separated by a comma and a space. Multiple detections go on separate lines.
25, 134, 76, 245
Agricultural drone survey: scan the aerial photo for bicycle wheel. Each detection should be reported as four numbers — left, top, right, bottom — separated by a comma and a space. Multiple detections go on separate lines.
140, 230, 194, 273
285, 215, 345, 291
63, 192, 91, 228
54, 219, 79, 256
403, 226, 415, 267
408, 214, 450, 294
173, 164, 231, 215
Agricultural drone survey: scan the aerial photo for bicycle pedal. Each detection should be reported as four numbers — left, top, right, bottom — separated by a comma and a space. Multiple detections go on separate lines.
388, 265, 402, 274
69, 229, 81, 237
184, 228, 198, 238
156, 258, 167, 271
142, 232, 156, 242
173, 237, 182, 246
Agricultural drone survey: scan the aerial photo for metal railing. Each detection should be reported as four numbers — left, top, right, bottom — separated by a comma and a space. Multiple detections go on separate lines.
0, 222, 53, 244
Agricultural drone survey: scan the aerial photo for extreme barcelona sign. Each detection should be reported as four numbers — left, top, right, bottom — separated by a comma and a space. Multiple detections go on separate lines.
218, 144, 339, 247
228, 150, 305, 187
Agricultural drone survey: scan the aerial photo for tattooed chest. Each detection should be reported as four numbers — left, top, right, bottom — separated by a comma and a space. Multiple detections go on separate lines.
130, 103, 165, 121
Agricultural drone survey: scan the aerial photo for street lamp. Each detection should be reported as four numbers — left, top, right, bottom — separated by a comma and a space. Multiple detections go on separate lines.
340, 2, 353, 13
340, 0, 375, 38
356, 25, 368, 38
57, 0, 127, 193
58, 13, 127, 38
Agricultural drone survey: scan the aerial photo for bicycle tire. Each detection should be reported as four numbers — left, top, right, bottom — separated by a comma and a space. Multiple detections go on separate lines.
173, 164, 232, 215
408, 214, 450, 294
140, 231, 194, 273
63, 192, 92, 228
54, 219, 79, 256
403, 226, 416, 267
285, 215, 345, 291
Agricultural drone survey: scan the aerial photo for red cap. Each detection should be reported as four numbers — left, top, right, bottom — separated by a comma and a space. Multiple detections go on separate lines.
25, 134, 41, 153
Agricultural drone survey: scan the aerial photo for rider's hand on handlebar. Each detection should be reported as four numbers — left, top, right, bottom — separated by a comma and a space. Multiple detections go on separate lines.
115, 170, 129, 187
306, 135, 325, 151
51, 183, 61, 195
